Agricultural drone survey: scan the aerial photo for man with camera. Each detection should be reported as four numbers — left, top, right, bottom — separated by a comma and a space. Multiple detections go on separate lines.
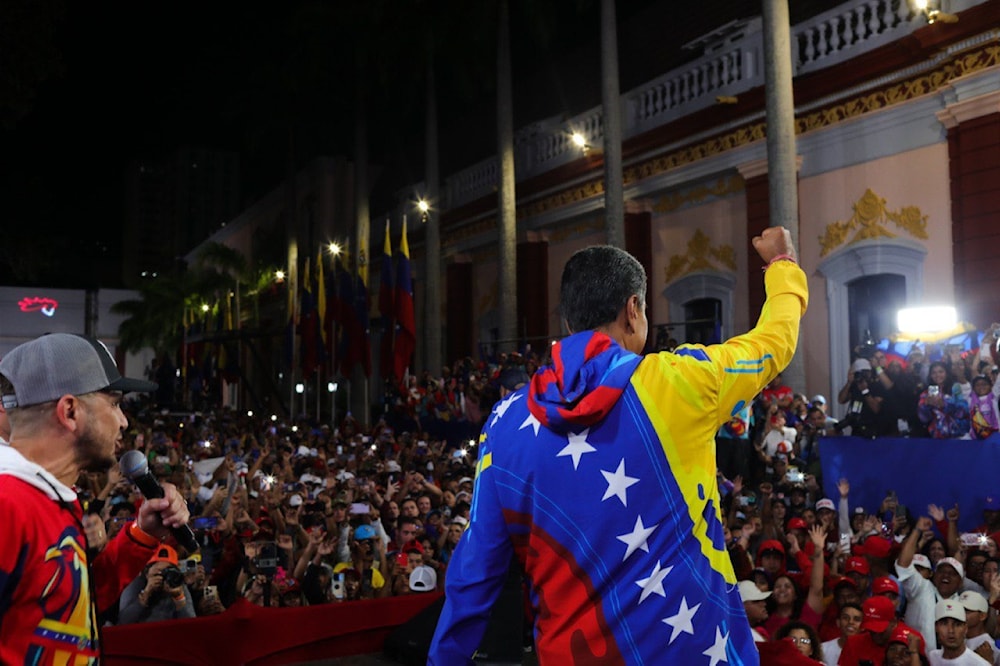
836, 356, 890, 438
118, 544, 196, 624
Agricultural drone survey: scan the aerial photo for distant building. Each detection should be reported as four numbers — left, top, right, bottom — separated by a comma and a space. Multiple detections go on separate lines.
124, 146, 240, 286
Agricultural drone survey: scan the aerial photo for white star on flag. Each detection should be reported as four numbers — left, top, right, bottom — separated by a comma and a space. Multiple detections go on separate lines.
519, 412, 541, 436
616, 515, 657, 561
490, 393, 522, 427
635, 560, 672, 603
557, 428, 596, 470
601, 458, 639, 506
662, 597, 701, 644
702, 627, 729, 666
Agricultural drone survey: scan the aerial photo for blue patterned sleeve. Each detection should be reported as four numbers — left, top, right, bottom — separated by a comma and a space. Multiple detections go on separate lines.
429, 452, 513, 664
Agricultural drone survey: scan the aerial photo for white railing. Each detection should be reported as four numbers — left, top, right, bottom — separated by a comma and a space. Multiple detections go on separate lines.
794, 0, 923, 74
629, 18, 764, 135
440, 0, 989, 210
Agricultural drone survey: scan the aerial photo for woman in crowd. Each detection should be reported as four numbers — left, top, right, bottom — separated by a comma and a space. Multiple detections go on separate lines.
762, 526, 826, 636
774, 620, 824, 663
917, 361, 970, 438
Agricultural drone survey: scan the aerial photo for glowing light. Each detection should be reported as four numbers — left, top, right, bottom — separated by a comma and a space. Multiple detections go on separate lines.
295, 383, 304, 394
417, 199, 430, 214
571, 132, 587, 148
247, 410, 253, 417
291, 425, 298, 432
201, 304, 210, 312
328, 242, 341, 256
271, 414, 277, 421
275, 270, 285, 281
897, 306, 958, 334
328, 382, 338, 392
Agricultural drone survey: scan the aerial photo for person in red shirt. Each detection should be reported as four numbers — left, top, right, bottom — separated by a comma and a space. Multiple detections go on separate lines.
884, 624, 926, 666
0, 334, 190, 665
839, 596, 922, 666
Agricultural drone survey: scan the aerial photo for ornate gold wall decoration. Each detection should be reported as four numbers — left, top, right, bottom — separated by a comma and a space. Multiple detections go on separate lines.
547, 217, 605, 243
652, 175, 746, 213
663, 230, 737, 283
819, 188, 929, 257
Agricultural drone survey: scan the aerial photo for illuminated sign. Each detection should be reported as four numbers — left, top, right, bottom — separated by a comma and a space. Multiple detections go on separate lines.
18, 297, 59, 317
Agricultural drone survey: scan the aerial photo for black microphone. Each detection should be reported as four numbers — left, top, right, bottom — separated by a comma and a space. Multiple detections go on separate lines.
120, 450, 199, 552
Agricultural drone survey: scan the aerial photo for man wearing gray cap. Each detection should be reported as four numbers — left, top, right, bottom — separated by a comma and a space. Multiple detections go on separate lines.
0, 333, 190, 665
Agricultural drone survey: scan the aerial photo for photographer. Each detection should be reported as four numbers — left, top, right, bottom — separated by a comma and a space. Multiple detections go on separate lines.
836, 357, 890, 438
118, 545, 196, 624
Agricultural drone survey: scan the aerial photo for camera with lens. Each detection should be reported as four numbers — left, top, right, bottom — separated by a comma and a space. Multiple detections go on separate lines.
161, 565, 185, 588
253, 541, 279, 576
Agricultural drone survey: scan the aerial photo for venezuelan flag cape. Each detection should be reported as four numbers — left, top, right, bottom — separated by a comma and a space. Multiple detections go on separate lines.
430, 261, 808, 665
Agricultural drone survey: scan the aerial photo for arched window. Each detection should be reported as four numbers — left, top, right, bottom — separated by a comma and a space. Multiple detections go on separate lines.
847, 274, 906, 353
663, 270, 736, 346
684, 298, 723, 345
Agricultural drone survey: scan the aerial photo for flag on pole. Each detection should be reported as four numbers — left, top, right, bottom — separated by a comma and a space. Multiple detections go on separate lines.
333, 261, 359, 378
300, 257, 321, 379
317, 249, 327, 346
394, 216, 416, 380
379, 219, 395, 379
355, 256, 372, 378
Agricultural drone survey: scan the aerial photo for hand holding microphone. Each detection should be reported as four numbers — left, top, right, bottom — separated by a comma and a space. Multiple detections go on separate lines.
120, 450, 198, 552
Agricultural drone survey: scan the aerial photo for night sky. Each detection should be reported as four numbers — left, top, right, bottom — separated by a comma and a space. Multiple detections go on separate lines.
0, 0, 838, 288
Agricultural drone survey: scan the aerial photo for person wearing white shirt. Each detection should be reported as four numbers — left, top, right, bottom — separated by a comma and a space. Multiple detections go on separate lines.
822, 601, 863, 666
959, 591, 1000, 665
928, 599, 990, 665
897, 515, 965, 648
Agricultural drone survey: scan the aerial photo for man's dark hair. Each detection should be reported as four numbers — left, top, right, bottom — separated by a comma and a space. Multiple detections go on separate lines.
839, 601, 863, 616
559, 246, 646, 333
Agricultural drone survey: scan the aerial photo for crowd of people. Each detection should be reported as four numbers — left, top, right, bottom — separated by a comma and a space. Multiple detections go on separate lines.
6, 228, 1000, 665
43, 327, 1000, 663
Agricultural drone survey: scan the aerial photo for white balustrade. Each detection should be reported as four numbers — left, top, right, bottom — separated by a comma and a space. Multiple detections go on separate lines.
438, 0, 990, 210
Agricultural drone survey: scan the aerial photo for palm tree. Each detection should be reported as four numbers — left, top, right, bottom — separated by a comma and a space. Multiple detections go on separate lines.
112, 269, 223, 354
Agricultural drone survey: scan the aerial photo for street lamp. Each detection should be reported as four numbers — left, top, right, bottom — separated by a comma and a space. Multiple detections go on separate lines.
913, 0, 958, 23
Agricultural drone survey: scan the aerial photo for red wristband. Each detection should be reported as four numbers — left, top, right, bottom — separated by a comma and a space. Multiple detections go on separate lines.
763, 254, 796, 271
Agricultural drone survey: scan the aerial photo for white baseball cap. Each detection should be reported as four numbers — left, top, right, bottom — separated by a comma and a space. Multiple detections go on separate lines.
815, 498, 836, 513
959, 591, 988, 614
738, 580, 771, 602
935, 599, 966, 623
409, 565, 438, 592
936, 556, 965, 580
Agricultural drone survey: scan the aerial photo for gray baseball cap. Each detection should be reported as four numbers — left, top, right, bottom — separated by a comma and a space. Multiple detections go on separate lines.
0, 334, 157, 408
